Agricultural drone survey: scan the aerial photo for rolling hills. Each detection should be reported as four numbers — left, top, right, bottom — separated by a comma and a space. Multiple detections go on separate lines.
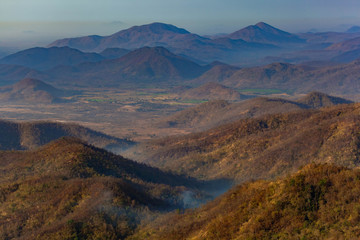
131, 164, 360, 240
157, 92, 352, 131
128, 102, 360, 183
0, 137, 203, 239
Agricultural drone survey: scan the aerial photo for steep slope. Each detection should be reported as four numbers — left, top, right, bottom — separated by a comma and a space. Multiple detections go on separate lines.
0, 137, 202, 239
0, 47, 104, 70
180, 82, 244, 101
0, 78, 66, 103
47, 46, 207, 85
0, 119, 134, 151
129, 103, 360, 183
132, 164, 360, 240
226, 22, 304, 45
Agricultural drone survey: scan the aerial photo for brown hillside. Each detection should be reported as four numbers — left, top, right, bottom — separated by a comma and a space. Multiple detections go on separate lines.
131, 164, 360, 240
0, 137, 202, 239
129, 103, 360, 183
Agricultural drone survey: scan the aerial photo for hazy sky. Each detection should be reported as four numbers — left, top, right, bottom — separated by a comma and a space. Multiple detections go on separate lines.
1, 0, 360, 48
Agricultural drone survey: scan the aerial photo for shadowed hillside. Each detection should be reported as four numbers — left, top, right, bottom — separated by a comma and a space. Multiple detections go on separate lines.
0, 119, 134, 151
0, 137, 204, 239
131, 164, 360, 240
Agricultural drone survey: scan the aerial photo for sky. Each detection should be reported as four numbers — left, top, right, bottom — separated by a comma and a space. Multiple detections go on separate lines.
1, 0, 360, 49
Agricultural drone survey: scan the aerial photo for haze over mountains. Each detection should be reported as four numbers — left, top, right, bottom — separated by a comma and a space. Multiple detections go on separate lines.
2, 20, 360, 239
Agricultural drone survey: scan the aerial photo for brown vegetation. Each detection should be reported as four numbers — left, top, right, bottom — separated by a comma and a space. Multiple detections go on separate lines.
130, 164, 360, 240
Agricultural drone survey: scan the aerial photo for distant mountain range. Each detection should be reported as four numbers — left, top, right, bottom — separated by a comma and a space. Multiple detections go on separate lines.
47, 46, 209, 85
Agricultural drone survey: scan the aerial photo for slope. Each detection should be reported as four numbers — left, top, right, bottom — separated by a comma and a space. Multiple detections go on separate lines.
129, 102, 360, 183
131, 164, 360, 240
0, 137, 203, 239
0, 78, 67, 103
226, 22, 304, 45
0, 119, 134, 151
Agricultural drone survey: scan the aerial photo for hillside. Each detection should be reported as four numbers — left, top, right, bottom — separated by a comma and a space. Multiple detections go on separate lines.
226, 22, 304, 45
0, 137, 203, 239
0, 119, 134, 151
180, 82, 244, 101
297, 91, 353, 108
47, 46, 208, 85
0, 47, 104, 70
191, 63, 239, 84
327, 36, 360, 52
128, 102, 360, 183
131, 164, 360, 240
157, 92, 351, 131
0, 78, 67, 103
99, 48, 130, 59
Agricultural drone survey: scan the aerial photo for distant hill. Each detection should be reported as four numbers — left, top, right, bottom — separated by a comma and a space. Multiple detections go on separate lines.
47, 46, 208, 85
129, 102, 359, 183
327, 36, 360, 52
179, 82, 245, 101
331, 48, 360, 63
225, 22, 304, 45
297, 91, 353, 108
346, 26, 360, 33
0, 64, 48, 85
0, 137, 202, 239
99, 47, 130, 59
133, 164, 360, 239
0, 119, 134, 151
0, 78, 66, 103
0, 47, 104, 70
